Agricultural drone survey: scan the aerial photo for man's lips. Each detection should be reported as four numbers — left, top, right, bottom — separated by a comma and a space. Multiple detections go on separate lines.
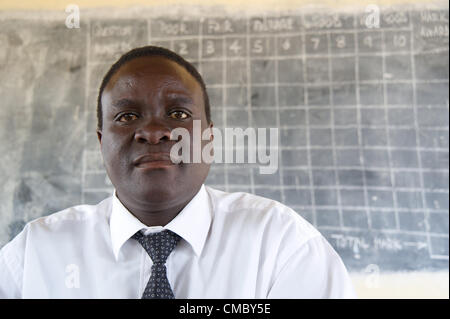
133, 153, 177, 168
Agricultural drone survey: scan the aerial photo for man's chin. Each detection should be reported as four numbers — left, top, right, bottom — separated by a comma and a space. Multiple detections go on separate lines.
117, 186, 177, 209
143, 188, 176, 202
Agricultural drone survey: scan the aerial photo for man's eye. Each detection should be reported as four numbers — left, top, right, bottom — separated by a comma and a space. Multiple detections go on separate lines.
117, 113, 138, 122
169, 111, 189, 119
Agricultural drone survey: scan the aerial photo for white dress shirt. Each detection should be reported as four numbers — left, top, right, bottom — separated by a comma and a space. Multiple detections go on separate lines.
0, 184, 356, 298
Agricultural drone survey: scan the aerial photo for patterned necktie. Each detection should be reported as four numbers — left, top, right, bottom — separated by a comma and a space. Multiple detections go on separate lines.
132, 229, 181, 299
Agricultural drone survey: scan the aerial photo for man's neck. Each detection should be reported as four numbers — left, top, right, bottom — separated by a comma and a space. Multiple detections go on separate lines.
115, 190, 198, 227
130, 203, 188, 226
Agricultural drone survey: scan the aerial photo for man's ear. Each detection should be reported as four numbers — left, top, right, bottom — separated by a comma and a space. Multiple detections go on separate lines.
96, 130, 102, 145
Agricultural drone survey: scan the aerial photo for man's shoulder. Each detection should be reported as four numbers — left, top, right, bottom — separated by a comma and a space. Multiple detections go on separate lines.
29, 195, 113, 228
205, 184, 309, 220
1, 196, 113, 252
204, 185, 321, 242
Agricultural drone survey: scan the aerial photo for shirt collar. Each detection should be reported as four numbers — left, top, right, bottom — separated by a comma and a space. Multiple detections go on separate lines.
109, 184, 211, 261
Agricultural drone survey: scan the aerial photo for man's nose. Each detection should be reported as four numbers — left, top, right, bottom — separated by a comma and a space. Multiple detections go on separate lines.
134, 119, 172, 144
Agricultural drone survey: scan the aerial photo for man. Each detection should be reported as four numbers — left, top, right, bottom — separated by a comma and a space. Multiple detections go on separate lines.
0, 46, 356, 298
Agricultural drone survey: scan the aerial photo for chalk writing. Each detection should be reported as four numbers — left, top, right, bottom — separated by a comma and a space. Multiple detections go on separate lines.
420, 25, 449, 38
206, 19, 234, 34
420, 11, 448, 23
158, 21, 190, 36
303, 13, 343, 29
92, 25, 133, 37
330, 234, 429, 258
252, 17, 295, 32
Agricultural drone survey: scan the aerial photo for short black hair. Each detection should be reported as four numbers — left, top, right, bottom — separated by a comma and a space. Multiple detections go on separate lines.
96, 45, 211, 130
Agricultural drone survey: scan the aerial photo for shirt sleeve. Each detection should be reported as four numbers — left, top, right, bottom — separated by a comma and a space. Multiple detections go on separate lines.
0, 227, 27, 299
267, 235, 357, 299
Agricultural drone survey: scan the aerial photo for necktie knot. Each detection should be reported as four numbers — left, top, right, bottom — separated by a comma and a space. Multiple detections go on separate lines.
132, 229, 181, 264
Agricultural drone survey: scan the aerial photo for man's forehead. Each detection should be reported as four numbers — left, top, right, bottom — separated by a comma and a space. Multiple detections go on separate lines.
101, 55, 205, 113
107, 56, 196, 90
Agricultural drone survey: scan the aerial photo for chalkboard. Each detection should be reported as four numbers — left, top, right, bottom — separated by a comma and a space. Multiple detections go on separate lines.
0, 6, 448, 272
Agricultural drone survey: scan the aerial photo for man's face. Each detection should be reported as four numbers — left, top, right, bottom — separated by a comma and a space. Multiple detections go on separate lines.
98, 56, 212, 210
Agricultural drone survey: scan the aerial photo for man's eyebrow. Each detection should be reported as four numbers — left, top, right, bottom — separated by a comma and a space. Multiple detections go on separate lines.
166, 94, 194, 105
111, 98, 138, 109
